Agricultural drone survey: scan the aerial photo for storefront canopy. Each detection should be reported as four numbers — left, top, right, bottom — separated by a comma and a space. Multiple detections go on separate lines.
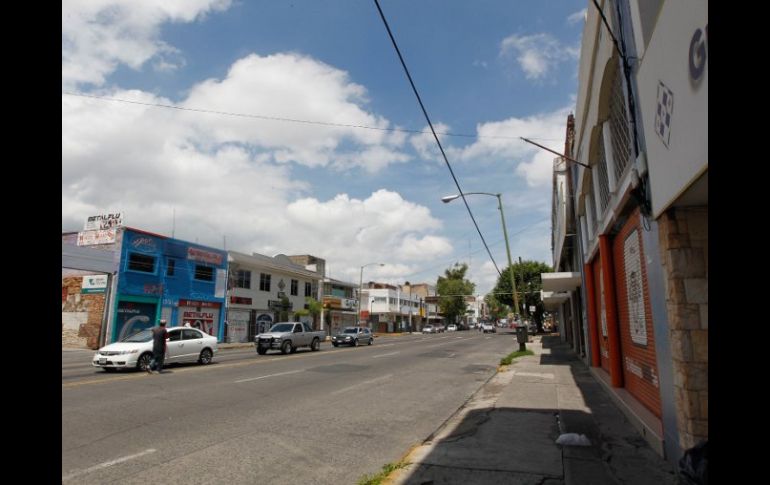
541, 272, 582, 292
541, 291, 571, 311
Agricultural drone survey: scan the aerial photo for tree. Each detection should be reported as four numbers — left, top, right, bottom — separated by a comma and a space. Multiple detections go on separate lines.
436, 263, 475, 326
305, 297, 323, 330
491, 259, 553, 331
484, 293, 508, 321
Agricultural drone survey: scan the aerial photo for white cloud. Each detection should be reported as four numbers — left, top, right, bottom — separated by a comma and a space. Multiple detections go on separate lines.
181, 53, 410, 171
499, 33, 580, 81
62, 0, 231, 88
409, 123, 450, 161
449, 105, 572, 188
567, 9, 588, 25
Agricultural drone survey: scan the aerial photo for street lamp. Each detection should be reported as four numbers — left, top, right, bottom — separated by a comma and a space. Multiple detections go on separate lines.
405, 281, 413, 333
358, 262, 384, 328
441, 192, 520, 319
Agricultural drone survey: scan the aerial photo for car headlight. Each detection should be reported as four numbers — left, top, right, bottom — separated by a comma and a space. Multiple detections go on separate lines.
344, 336, 351, 340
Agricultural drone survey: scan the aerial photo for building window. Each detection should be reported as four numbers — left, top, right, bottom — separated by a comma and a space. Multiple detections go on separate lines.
194, 265, 214, 282
260, 273, 271, 292
235, 270, 251, 289
166, 259, 176, 276
305, 282, 312, 297
128, 253, 156, 273
291, 279, 298, 296
608, 64, 632, 180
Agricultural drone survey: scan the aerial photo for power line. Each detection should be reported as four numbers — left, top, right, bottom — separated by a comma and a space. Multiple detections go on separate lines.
62, 91, 532, 142
372, 0, 501, 277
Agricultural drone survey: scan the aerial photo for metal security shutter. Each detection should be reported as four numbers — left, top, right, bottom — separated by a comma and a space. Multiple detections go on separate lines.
612, 208, 662, 418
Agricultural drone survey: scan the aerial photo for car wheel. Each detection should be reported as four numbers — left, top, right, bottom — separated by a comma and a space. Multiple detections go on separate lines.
198, 348, 213, 365
310, 338, 320, 351
137, 353, 153, 372
352, 338, 358, 347
257, 347, 267, 355
281, 340, 292, 355
368, 338, 373, 345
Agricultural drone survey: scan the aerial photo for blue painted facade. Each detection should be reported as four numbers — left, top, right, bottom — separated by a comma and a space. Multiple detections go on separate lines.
110, 228, 228, 343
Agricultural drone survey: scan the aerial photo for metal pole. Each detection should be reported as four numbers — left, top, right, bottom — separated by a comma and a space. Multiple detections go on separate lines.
358, 265, 364, 326
496, 194, 520, 319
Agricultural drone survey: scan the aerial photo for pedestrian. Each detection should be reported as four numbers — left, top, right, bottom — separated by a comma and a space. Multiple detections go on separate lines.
148, 319, 169, 374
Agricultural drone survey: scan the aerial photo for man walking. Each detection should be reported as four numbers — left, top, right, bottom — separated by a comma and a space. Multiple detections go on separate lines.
149, 319, 169, 374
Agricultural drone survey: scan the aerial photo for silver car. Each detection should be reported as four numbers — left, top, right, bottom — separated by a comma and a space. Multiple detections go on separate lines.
331, 327, 373, 347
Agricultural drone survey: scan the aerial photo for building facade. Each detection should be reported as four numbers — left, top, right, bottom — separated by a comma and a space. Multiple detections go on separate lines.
225, 251, 323, 343
545, 0, 707, 465
322, 277, 358, 336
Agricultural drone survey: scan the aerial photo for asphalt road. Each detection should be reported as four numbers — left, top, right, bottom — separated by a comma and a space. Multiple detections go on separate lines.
63, 330, 518, 484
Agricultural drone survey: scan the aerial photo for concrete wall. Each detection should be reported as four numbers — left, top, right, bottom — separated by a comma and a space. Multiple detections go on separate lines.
62, 276, 106, 349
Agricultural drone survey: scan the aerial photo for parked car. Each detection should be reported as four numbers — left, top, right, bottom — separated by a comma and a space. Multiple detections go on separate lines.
255, 322, 325, 354
481, 322, 496, 333
331, 326, 374, 347
447, 324, 457, 332
422, 325, 435, 334
92, 326, 218, 372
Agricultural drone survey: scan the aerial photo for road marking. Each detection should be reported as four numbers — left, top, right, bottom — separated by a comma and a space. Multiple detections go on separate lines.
330, 374, 393, 395
234, 369, 304, 383
372, 351, 400, 359
376, 343, 396, 348
62, 448, 156, 482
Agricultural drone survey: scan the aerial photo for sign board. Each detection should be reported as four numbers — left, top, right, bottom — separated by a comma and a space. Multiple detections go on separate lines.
81, 274, 108, 293
84, 213, 123, 231
529, 305, 536, 312
77, 229, 116, 246
187, 247, 223, 265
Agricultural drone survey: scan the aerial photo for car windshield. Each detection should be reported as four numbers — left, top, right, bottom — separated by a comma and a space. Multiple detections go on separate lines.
121, 329, 153, 342
270, 323, 295, 333
342, 328, 358, 334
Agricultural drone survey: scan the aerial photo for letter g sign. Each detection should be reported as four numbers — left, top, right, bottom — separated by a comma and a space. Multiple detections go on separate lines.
689, 25, 708, 82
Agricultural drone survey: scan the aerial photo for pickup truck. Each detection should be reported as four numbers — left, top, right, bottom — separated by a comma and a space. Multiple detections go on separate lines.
255, 322, 325, 355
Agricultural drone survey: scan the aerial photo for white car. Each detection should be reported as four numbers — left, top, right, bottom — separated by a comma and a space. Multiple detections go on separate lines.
447, 324, 457, 332
92, 326, 218, 372
481, 323, 496, 333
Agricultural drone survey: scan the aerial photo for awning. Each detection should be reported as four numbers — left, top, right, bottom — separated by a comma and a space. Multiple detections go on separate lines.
540, 291, 571, 311
541, 272, 582, 292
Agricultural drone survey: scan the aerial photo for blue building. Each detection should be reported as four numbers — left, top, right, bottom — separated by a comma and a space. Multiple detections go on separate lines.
110, 228, 228, 342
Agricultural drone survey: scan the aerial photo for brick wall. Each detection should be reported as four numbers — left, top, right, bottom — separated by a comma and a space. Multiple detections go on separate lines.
658, 207, 708, 449
62, 277, 106, 349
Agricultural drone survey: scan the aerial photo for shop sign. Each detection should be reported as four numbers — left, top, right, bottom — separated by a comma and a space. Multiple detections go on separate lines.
81, 274, 108, 294
77, 229, 116, 246
84, 213, 123, 231
187, 247, 223, 265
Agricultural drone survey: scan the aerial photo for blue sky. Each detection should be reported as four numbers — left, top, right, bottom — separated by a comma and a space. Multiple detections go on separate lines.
62, 0, 588, 295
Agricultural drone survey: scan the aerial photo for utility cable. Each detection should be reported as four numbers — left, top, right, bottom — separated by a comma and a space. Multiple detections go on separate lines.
372, 0, 501, 276
62, 91, 532, 142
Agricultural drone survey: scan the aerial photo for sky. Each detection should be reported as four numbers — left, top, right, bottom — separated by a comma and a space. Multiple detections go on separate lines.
62, 0, 588, 296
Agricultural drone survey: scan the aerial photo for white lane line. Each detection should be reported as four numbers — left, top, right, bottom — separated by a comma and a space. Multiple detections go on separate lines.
372, 351, 400, 359
376, 343, 396, 348
234, 369, 304, 383
331, 374, 393, 395
62, 448, 156, 482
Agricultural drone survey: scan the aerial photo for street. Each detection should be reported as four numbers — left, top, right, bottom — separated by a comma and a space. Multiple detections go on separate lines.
63, 331, 519, 484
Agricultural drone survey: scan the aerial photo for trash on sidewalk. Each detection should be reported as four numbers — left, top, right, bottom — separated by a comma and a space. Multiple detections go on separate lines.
555, 433, 592, 446
677, 440, 708, 485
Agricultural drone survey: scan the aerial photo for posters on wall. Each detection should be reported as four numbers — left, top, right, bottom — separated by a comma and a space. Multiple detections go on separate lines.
624, 230, 648, 345
227, 309, 250, 343
115, 301, 157, 341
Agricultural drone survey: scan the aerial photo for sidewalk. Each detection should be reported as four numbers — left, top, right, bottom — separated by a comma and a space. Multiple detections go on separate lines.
386, 334, 679, 485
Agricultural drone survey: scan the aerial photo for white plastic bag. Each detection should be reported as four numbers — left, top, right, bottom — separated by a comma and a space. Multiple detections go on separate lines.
555, 433, 592, 446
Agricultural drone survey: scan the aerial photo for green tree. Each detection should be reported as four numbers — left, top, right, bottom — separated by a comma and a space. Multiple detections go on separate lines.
492, 260, 553, 330
436, 263, 475, 326
484, 293, 508, 321
305, 297, 323, 330
278, 295, 292, 321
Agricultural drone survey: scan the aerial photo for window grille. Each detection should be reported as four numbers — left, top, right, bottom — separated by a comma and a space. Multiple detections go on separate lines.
608, 65, 632, 181
596, 135, 611, 212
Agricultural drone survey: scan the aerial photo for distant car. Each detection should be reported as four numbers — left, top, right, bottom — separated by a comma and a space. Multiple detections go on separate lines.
331, 326, 373, 347
92, 327, 218, 372
447, 324, 457, 332
481, 322, 496, 333
422, 325, 435, 334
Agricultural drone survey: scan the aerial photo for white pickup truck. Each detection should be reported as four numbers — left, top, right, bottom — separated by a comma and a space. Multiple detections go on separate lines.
255, 322, 325, 355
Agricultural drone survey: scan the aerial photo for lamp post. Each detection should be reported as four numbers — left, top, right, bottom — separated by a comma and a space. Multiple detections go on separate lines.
358, 262, 384, 328
441, 192, 519, 319
405, 281, 413, 333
